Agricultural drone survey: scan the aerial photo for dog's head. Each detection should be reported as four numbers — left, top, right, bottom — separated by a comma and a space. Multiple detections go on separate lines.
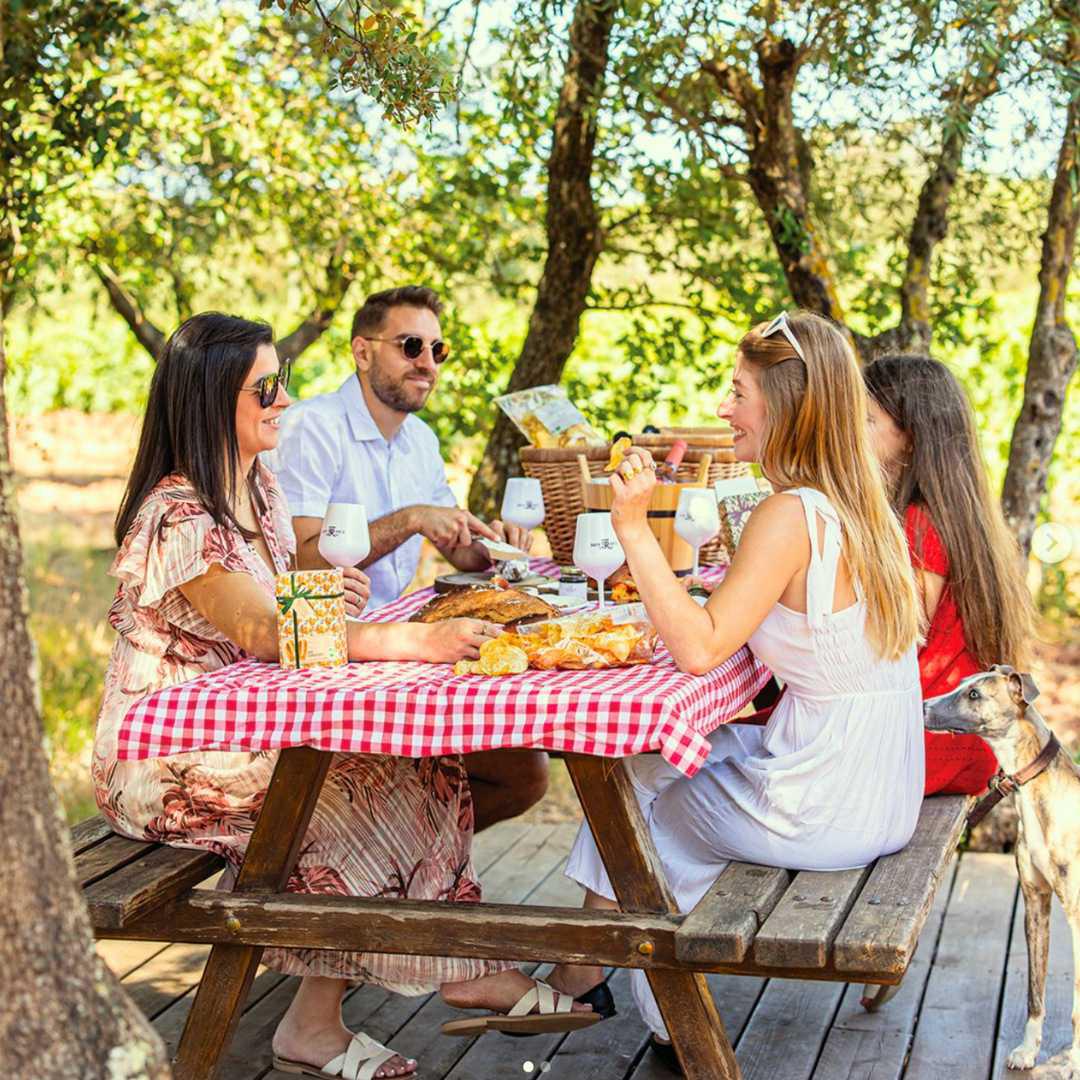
923, 665, 1040, 740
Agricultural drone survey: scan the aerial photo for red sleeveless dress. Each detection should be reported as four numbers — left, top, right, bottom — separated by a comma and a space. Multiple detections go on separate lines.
906, 504, 999, 795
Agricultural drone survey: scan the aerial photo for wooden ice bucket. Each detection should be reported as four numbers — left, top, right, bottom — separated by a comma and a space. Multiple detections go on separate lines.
578, 453, 712, 574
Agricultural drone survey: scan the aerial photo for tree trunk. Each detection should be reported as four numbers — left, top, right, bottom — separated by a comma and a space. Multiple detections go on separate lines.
742, 37, 847, 325
467, 0, 619, 519
1001, 69, 1079, 555
0, 298, 171, 1078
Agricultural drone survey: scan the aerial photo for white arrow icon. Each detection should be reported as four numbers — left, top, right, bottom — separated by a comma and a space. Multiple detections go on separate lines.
1031, 522, 1073, 565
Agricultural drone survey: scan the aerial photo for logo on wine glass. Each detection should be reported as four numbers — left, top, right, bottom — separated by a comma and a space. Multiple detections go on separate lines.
324, 524, 344, 538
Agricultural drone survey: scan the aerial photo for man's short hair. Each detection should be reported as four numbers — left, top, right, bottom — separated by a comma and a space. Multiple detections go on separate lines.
351, 286, 443, 341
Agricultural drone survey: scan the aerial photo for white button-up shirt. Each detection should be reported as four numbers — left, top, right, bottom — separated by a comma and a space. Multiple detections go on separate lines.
268, 374, 457, 609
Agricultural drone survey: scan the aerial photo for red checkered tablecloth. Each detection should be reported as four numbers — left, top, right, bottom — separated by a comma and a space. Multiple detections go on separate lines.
119, 562, 771, 776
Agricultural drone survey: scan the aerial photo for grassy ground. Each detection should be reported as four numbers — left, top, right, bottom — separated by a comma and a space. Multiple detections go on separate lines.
13, 411, 1079, 827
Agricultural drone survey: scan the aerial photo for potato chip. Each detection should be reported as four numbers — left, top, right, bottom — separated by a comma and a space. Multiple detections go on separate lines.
477, 636, 529, 676
454, 659, 482, 676
584, 626, 643, 664
604, 436, 633, 473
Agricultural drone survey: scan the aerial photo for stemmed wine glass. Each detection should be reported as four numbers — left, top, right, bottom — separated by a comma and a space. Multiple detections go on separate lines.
318, 503, 371, 620
675, 488, 720, 578
501, 477, 545, 531
573, 512, 625, 609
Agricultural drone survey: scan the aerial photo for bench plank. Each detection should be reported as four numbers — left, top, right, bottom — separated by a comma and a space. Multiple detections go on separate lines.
84, 843, 225, 928
752, 867, 869, 969
675, 863, 791, 965
70, 814, 115, 855
74, 832, 158, 888
832, 794, 970, 976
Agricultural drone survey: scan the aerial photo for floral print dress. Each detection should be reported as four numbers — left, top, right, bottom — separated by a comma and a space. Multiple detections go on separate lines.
92, 464, 510, 990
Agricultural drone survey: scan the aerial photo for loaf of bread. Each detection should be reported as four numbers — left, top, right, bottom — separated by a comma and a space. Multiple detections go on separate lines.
410, 586, 558, 626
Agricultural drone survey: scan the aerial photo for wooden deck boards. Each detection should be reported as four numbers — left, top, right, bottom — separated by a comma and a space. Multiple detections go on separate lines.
97, 822, 1076, 1080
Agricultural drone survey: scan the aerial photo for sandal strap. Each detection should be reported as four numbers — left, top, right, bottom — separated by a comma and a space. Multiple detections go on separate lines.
507, 979, 572, 1018
324, 1033, 398, 1080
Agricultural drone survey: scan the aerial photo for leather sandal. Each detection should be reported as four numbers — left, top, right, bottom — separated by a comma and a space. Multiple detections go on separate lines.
649, 1034, 684, 1075
272, 1032, 414, 1080
575, 981, 617, 1019
441, 978, 602, 1037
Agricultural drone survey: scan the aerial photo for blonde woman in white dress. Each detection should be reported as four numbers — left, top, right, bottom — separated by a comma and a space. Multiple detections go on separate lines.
547, 311, 925, 1073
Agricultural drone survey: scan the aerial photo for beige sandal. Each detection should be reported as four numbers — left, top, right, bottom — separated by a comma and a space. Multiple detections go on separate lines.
272, 1032, 413, 1080
441, 978, 601, 1037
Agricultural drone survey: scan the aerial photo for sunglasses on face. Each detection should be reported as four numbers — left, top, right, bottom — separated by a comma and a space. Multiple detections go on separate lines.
365, 335, 451, 364
760, 312, 806, 361
244, 362, 291, 408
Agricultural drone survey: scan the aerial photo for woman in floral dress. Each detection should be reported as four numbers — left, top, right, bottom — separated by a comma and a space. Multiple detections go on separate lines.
93, 313, 591, 1080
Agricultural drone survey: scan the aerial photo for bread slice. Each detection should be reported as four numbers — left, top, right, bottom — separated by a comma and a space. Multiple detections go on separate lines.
410, 586, 557, 626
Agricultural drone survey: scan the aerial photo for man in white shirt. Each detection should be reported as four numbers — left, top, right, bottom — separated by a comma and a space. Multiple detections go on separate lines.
273, 285, 547, 828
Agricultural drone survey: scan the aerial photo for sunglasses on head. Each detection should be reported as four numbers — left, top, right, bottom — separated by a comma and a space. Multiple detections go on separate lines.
244, 362, 291, 408
365, 334, 451, 364
760, 312, 806, 361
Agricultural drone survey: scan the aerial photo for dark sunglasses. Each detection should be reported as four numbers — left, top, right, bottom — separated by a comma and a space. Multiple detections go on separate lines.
244, 362, 291, 408
366, 335, 451, 364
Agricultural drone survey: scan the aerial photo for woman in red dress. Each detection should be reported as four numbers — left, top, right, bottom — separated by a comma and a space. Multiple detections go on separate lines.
864, 354, 1034, 795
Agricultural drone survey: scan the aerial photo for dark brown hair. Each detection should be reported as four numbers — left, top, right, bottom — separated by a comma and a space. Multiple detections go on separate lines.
351, 285, 443, 341
863, 354, 1033, 669
115, 312, 273, 547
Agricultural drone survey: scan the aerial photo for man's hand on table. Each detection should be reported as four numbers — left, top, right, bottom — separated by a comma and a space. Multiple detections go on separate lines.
424, 619, 502, 662
342, 566, 371, 617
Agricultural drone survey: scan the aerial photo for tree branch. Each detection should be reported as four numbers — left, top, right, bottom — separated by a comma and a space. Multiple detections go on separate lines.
89, 261, 166, 360
276, 240, 356, 362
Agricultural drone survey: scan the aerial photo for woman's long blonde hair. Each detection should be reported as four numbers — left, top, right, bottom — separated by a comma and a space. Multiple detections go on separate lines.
739, 312, 921, 661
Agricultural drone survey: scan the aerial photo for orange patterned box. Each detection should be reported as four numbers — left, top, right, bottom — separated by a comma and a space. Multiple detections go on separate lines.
275, 569, 347, 669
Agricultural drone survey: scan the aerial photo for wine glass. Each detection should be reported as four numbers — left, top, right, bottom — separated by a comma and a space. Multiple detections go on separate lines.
318, 503, 371, 620
501, 477, 545, 531
573, 512, 625, 609
675, 488, 720, 578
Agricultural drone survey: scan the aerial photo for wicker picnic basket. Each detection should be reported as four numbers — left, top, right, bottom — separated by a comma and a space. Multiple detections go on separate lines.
520, 430, 749, 565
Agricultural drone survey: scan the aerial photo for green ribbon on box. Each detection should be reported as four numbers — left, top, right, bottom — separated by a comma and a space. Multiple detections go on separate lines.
277, 573, 346, 668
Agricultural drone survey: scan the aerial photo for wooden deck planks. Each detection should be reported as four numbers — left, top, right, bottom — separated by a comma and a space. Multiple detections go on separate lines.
991, 888, 1075, 1078
811, 857, 959, 1080
903, 852, 1018, 1080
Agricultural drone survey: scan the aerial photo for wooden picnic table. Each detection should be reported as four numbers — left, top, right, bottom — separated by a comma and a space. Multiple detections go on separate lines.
99, 564, 778, 1079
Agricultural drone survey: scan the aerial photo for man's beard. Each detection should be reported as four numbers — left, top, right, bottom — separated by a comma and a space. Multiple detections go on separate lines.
368, 363, 433, 414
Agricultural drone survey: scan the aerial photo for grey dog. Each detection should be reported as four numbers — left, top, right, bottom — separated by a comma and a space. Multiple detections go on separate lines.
925, 665, 1079, 1077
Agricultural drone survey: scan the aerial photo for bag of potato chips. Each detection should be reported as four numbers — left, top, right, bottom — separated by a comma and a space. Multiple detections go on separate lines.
511, 605, 657, 671
495, 385, 605, 449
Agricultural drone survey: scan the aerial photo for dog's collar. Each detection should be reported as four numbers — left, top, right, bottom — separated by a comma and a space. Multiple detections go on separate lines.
966, 733, 1061, 832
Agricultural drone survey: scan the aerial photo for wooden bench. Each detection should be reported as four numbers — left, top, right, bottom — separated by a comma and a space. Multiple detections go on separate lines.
71, 815, 224, 932
74, 790, 971, 1077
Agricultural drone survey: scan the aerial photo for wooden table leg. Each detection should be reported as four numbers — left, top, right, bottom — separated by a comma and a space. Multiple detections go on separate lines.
172, 746, 332, 1080
564, 753, 741, 1080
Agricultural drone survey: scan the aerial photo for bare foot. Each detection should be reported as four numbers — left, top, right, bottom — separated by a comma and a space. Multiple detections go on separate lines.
271, 1019, 416, 1079
545, 963, 605, 999
441, 968, 594, 1015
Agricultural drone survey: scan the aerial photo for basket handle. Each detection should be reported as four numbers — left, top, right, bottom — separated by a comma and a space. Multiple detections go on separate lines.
576, 453, 593, 486
696, 453, 712, 484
